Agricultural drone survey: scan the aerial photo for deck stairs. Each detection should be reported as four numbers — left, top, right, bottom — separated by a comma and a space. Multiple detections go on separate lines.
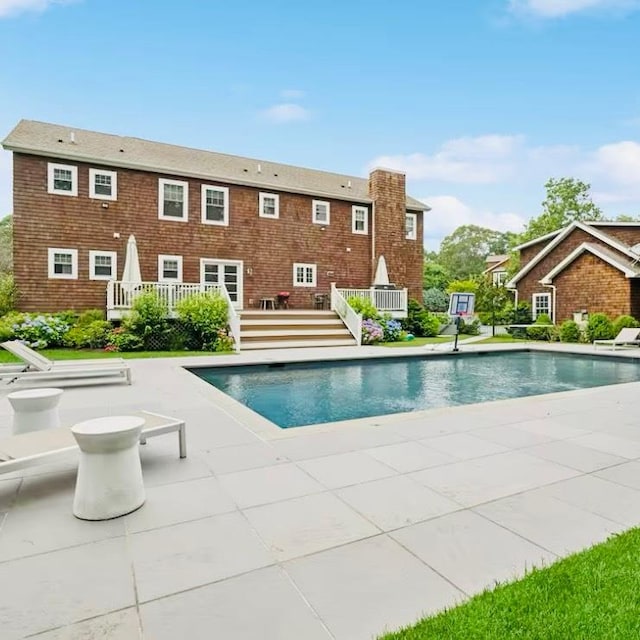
240, 310, 357, 350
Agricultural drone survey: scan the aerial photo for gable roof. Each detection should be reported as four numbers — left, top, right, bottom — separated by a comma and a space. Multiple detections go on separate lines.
512, 229, 563, 251
540, 242, 640, 283
482, 255, 509, 274
2, 120, 429, 211
506, 221, 640, 288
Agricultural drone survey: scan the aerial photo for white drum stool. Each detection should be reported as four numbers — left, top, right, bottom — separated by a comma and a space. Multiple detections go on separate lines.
7, 387, 63, 435
71, 415, 146, 521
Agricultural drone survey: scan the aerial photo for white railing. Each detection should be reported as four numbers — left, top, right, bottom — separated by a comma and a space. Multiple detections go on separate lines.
218, 284, 241, 352
330, 283, 362, 345
336, 286, 408, 317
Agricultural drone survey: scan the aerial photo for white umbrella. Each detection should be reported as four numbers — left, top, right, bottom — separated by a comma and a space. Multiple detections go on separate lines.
373, 255, 390, 286
121, 234, 142, 295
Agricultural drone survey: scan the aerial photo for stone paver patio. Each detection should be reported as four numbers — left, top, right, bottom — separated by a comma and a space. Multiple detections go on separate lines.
2, 342, 640, 639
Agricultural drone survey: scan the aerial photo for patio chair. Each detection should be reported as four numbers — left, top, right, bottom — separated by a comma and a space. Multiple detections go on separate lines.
0, 410, 186, 475
0, 341, 131, 385
593, 327, 640, 350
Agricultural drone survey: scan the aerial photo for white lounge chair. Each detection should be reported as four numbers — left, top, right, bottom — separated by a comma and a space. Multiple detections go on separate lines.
593, 327, 640, 350
0, 340, 131, 385
0, 410, 186, 475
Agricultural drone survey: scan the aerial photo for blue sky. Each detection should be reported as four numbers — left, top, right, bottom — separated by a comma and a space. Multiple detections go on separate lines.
1, 0, 639, 249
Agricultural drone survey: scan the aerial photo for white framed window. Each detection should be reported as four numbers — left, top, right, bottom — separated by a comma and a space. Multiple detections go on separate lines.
492, 271, 507, 286
201, 185, 229, 225
200, 258, 243, 307
47, 163, 77, 196
48, 248, 78, 279
89, 250, 117, 280
532, 293, 552, 320
159, 179, 189, 221
158, 254, 183, 282
312, 200, 330, 225
259, 192, 280, 219
405, 213, 417, 240
89, 169, 117, 200
293, 262, 317, 287
352, 205, 368, 235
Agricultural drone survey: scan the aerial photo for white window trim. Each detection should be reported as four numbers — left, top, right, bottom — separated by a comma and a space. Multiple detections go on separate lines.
48, 248, 78, 280
89, 169, 117, 201
352, 205, 368, 235
200, 258, 244, 309
47, 163, 78, 196
406, 213, 417, 240
532, 293, 552, 320
201, 185, 229, 226
158, 178, 189, 222
312, 200, 330, 225
259, 192, 280, 219
293, 262, 317, 287
89, 250, 117, 281
492, 271, 507, 286
158, 254, 183, 282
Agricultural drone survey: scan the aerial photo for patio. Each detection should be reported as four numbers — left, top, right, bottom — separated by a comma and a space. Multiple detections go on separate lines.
2, 342, 640, 639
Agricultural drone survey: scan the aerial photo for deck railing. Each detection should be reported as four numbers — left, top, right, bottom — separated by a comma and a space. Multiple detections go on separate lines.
335, 286, 408, 317
330, 284, 362, 345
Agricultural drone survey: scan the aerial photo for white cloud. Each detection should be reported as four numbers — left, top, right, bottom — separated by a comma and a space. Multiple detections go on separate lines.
508, 0, 640, 18
280, 89, 305, 99
590, 141, 640, 185
0, 0, 75, 18
260, 103, 310, 124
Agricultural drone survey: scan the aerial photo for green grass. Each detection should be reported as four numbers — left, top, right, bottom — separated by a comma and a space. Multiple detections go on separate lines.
473, 335, 531, 344
0, 348, 232, 363
383, 336, 455, 347
379, 528, 640, 640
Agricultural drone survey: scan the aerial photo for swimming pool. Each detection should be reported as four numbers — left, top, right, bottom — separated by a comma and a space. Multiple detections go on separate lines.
191, 351, 640, 428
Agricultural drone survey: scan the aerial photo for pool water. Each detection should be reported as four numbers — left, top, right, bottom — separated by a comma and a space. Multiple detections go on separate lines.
191, 351, 640, 428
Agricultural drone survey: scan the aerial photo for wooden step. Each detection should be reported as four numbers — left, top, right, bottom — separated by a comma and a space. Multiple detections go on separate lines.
241, 319, 346, 331
241, 338, 358, 350
241, 310, 336, 321
242, 329, 353, 342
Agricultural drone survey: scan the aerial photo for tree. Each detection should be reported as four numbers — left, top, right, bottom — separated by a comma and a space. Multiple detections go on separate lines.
519, 178, 603, 243
0, 215, 12, 276
423, 260, 450, 291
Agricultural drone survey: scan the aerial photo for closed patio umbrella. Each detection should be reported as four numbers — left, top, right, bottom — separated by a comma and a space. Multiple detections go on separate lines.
373, 255, 390, 286
121, 234, 142, 296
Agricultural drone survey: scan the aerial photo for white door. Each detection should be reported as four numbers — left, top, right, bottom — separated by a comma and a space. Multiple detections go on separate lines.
200, 259, 243, 309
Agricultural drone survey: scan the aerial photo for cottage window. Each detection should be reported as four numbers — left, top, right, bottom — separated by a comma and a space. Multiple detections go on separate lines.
259, 192, 279, 219
293, 263, 317, 287
352, 206, 368, 235
47, 163, 78, 196
492, 271, 507, 286
158, 254, 183, 282
532, 293, 552, 320
89, 250, 117, 280
159, 179, 189, 221
312, 200, 330, 225
405, 213, 417, 240
89, 169, 117, 200
48, 248, 78, 279
202, 185, 229, 225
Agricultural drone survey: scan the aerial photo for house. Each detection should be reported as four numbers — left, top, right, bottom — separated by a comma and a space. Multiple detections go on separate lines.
483, 254, 509, 286
1, 120, 428, 319
507, 221, 640, 322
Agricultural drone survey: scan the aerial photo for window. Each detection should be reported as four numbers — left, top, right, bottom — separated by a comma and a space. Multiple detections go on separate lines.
352, 205, 368, 235
532, 293, 551, 320
312, 200, 330, 225
159, 179, 189, 221
89, 250, 117, 280
492, 271, 507, 286
293, 263, 317, 287
158, 254, 183, 282
259, 192, 279, 219
47, 163, 77, 196
89, 169, 117, 200
47, 248, 78, 279
201, 185, 229, 225
405, 213, 417, 240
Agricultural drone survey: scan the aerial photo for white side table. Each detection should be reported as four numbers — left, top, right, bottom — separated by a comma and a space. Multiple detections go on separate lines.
7, 387, 63, 435
71, 415, 146, 521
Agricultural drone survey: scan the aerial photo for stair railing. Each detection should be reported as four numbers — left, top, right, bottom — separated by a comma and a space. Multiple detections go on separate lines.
330, 283, 362, 346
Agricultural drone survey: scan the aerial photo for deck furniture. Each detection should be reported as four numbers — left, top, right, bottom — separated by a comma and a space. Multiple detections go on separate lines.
260, 297, 276, 310
593, 327, 640, 350
8, 387, 63, 435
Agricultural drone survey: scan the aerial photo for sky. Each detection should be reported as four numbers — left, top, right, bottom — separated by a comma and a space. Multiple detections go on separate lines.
0, 0, 639, 250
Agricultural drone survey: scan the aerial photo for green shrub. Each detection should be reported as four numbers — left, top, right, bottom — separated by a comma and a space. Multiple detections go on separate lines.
560, 320, 581, 343
511, 302, 533, 325
423, 287, 449, 312
11, 314, 71, 348
527, 313, 552, 341
124, 291, 170, 350
77, 309, 105, 326
64, 320, 112, 349
380, 317, 403, 342
106, 327, 143, 352
175, 291, 230, 351
420, 313, 441, 337
612, 314, 640, 336
586, 313, 615, 342
402, 299, 433, 337
347, 296, 379, 320
458, 318, 481, 335
0, 274, 17, 316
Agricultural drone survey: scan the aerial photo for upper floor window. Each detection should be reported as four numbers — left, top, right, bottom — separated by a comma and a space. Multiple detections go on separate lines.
293, 262, 317, 287
259, 192, 280, 219
47, 163, 77, 196
89, 250, 117, 280
159, 179, 188, 221
405, 213, 417, 240
352, 206, 368, 235
48, 247, 78, 279
89, 169, 117, 200
158, 254, 183, 282
312, 200, 330, 225
532, 293, 551, 320
492, 271, 507, 286
201, 185, 229, 225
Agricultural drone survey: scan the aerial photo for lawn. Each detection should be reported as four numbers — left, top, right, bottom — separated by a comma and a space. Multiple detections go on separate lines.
379, 527, 640, 640
0, 348, 232, 363
473, 335, 532, 344
383, 336, 456, 348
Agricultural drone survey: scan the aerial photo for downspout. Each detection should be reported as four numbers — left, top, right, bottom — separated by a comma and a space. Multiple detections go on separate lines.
542, 282, 557, 323
507, 288, 518, 308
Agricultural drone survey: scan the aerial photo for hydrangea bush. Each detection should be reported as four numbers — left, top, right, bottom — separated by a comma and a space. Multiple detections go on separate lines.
12, 314, 70, 349
362, 319, 384, 344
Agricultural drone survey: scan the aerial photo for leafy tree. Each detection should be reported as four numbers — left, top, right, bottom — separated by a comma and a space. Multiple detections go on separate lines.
0, 215, 12, 276
519, 178, 603, 243
614, 214, 640, 222
423, 260, 450, 291
423, 287, 449, 312
446, 279, 479, 295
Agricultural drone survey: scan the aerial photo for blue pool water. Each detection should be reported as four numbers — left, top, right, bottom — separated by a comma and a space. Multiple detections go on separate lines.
191, 351, 640, 428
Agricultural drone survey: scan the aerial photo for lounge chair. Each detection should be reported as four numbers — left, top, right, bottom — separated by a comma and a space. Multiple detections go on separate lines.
0, 340, 131, 385
593, 327, 640, 350
0, 410, 186, 475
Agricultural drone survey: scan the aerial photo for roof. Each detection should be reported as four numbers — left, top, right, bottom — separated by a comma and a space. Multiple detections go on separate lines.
512, 230, 563, 251
2, 120, 429, 211
482, 255, 509, 274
